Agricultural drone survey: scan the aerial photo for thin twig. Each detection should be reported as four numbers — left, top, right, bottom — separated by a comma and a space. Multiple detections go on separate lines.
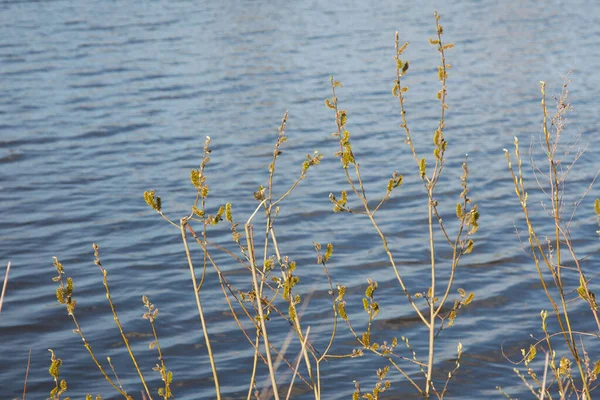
245, 206, 280, 400
285, 327, 311, 400
53, 257, 130, 398
0, 261, 11, 316
540, 351, 550, 400
180, 219, 221, 399
22, 348, 31, 400
107, 356, 126, 393
93, 244, 153, 400
269, 227, 318, 398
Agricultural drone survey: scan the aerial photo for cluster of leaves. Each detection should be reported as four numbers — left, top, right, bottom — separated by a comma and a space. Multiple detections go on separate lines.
323, 11, 478, 399
142, 296, 173, 399
48, 349, 68, 400
51, 249, 153, 399
329, 190, 349, 213
445, 288, 475, 328
143, 190, 162, 213
273, 257, 301, 320
53, 257, 75, 315
47, 349, 103, 400
352, 366, 392, 400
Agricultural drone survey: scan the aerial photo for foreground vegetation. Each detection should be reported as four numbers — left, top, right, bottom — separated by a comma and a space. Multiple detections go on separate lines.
3, 12, 600, 400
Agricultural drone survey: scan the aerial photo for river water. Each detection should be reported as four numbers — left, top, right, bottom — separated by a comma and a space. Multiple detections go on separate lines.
2, 0, 600, 398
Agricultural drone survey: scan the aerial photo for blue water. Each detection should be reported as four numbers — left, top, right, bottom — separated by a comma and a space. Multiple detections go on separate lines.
2, 0, 600, 398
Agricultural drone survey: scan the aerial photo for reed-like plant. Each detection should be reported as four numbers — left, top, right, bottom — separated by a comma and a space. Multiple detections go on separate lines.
500, 78, 600, 399
52, 252, 147, 399
323, 11, 478, 399
43, 11, 484, 400
142, 11, 477, 399
144, 115, 326, 399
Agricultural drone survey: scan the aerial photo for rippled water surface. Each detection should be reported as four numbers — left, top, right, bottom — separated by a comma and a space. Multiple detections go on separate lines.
2, 1, 600, 398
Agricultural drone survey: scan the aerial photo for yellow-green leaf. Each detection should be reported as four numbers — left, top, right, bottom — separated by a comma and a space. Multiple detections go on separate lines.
593, 360, 600, 376
448, 310, 456, 327
419, 158, 426, 178
402, 61, 409, 75
526, 345, 537, 363
456, 203, 463, 219
362, 331, 370, 347
464, 292, 475, 305
338, 302, 347, 320
324, 243, 333, 262
397, 42, 408, 55
464, 240, 474, 254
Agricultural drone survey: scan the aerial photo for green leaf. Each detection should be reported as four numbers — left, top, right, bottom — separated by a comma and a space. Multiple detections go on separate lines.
338, 302, 347, 320
593, 360, 600, 376
419, 158, 426, 178
144, 190, 162, 212
339, 110, 347, 126
526, 345, 536, 363
397, 42, 408, 55
456, 203, 463, 219
463, 292, 475, 305
402, 61, 409, 75
464, 240, 474, 254
362, 331, 370, 347
448, 310, 456, 327
324, 243, 333, 262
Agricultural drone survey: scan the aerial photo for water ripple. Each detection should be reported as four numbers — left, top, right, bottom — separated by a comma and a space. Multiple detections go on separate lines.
1, 0, 600, 399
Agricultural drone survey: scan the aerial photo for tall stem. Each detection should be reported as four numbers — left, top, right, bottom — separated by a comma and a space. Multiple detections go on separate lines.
540, 82, 590, 398
269, 227, 318, 399
426, 192, 436, 397
245, 221, 280, 400
180, 219, 221, 400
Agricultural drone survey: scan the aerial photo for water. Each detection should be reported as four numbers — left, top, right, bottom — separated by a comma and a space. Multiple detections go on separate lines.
2, 0, 600, 398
